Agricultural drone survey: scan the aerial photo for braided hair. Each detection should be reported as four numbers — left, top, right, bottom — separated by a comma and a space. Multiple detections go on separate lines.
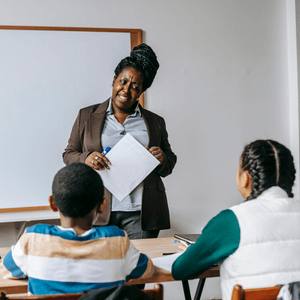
240, 140, 296, 200
114, 43, 159, 92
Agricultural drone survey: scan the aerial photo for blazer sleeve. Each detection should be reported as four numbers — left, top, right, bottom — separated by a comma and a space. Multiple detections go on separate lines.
155, 117, 177, 178
62, 109, 92, 165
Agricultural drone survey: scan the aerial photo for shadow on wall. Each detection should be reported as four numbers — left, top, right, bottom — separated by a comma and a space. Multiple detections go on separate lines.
158, 221, 187, 238
0, 219, 61, 247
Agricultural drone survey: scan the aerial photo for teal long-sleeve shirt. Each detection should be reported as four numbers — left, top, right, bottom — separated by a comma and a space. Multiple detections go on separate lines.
171, 209, 240, 280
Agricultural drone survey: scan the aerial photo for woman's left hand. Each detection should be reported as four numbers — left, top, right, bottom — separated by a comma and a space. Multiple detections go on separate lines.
146, 146, 165, 165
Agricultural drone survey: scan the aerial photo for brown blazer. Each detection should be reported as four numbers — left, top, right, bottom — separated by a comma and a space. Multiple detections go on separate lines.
63, 99, 177, 230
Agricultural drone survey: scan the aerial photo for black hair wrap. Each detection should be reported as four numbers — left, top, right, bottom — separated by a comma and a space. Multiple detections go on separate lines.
114, 43, 159, 91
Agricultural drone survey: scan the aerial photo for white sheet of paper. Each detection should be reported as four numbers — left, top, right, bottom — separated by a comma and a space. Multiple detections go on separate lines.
99, 133, 160, 201
152, 252, 183, 272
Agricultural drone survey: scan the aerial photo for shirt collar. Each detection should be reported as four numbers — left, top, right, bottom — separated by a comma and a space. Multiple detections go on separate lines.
106, 98, 142, 117
57, 226, 93, 236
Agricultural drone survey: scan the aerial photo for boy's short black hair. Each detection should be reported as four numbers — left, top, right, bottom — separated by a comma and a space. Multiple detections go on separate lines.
52, 163, 104, 218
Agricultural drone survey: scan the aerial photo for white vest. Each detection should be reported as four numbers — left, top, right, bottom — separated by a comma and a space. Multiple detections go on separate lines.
220, 187, 300, 300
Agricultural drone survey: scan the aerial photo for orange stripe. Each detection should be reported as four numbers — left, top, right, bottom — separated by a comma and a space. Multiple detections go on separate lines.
20, 232, 130, 260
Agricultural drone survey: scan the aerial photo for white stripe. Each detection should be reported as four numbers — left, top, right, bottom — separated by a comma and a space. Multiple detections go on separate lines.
11, 241, 28, 275
123, 242, 142, 275
27, 255, 134, 283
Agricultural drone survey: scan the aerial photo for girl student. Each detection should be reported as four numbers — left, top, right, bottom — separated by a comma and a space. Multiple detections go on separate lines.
172, 139, 300, 300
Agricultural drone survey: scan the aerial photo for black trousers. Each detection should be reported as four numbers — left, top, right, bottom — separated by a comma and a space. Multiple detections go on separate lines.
108, 211, 159, 240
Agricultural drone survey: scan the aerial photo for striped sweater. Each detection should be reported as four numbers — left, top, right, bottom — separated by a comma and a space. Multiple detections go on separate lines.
0, 224, 153, 295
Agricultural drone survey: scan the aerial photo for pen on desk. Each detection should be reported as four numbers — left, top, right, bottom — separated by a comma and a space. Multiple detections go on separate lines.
174, 240, 190, 247
102, 147, 111, 155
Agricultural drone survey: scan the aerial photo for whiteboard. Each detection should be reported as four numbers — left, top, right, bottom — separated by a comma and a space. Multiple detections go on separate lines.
0, 26, 142, 222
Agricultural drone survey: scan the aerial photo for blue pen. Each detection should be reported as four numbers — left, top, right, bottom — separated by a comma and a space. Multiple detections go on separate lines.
174, 240, 190, 247
102, 147, 111, 155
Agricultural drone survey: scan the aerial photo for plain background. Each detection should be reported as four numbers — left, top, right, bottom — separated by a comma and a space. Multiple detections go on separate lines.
0, 1, 300, 299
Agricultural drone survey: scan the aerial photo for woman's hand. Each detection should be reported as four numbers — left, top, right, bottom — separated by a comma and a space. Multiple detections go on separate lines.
85, 151, 111, 171
146, 146, 165, 165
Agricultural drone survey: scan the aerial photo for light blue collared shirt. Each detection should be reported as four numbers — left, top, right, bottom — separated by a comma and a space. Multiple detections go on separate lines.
101, 99, 149, 211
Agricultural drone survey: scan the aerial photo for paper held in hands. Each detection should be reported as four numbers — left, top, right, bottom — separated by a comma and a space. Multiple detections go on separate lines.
99, 133, 160, 201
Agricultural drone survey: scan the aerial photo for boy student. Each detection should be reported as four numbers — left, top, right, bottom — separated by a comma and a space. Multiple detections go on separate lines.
0, 163, 154, 295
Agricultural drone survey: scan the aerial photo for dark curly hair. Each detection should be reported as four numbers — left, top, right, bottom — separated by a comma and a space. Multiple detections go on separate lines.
240, 139, 296, 200
114, 43, 159, 92
52, 163, 104, 218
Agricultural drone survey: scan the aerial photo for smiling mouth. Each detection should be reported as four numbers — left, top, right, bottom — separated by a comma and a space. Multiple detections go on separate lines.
118, 95, 130, 101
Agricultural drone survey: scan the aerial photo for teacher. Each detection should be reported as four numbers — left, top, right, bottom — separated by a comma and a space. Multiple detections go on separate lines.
63, 43, 177, 239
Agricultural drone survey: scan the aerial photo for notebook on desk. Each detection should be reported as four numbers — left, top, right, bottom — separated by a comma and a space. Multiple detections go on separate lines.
174, 233, 201, 245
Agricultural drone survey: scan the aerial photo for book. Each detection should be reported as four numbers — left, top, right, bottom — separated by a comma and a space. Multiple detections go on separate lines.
174, 233, 201, 245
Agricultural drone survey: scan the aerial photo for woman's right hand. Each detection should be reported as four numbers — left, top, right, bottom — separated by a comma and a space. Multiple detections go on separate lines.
85, 151, 111, 171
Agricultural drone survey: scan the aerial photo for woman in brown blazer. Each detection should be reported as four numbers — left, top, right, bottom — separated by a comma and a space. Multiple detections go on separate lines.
63, 44, 176, 239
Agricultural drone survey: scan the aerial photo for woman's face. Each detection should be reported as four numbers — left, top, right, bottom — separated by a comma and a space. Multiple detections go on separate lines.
111, 67, 143, 113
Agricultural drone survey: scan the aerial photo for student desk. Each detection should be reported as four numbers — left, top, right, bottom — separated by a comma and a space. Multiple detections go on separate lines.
0, 237, 219, 300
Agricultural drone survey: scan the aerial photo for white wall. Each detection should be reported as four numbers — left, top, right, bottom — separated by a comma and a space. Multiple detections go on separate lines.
0, 1, 298, 299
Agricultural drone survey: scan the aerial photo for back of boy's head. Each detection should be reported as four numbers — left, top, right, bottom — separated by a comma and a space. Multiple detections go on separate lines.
240, 139, 296, 200
52, 163, 104, 218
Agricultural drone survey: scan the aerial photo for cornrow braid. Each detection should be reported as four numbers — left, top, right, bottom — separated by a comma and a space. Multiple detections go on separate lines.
273, 140, 296, 198
266, 140, 280, 185
240, 140, 295, 200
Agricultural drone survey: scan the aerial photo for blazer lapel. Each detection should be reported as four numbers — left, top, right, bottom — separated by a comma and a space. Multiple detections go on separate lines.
87, 102, 157, 150
86, 99, 110, 153
140, 105, 158, 147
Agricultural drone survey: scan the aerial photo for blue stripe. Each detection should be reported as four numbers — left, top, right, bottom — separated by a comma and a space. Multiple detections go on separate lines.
25, 224, 125, 241
28, 277, 124, 295
126, 253, 148, 281
3, 250, 27, 279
